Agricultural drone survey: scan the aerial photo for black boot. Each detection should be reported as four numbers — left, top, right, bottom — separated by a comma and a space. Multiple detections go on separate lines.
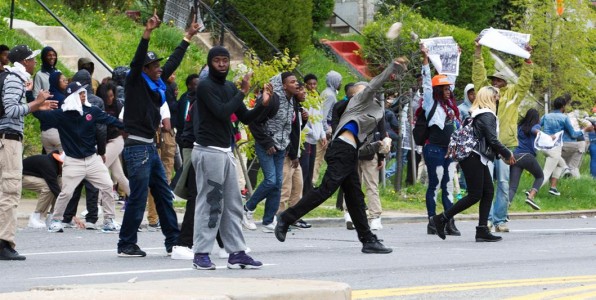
427, 220, 437, 235
430, 213, 447, 240
0, 240, 26, 261
274, 214, 290, 242
361, 235, 392, 254
475, 226, 502, 242
446, 218, 461, 236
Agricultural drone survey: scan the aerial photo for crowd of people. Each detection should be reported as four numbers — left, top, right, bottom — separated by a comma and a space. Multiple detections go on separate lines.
1, 13, 596, 267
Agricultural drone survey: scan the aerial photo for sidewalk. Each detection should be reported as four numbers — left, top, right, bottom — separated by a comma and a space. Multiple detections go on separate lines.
16, 198, 596, 229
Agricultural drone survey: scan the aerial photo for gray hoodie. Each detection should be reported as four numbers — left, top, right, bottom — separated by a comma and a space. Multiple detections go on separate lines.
264, 73, 295, 151
458, 83, 475, 120
320, 70, 342, 131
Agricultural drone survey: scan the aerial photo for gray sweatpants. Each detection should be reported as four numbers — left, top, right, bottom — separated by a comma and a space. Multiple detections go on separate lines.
192, 145, 247, 254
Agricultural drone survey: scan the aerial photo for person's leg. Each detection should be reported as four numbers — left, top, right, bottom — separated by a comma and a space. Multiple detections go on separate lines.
280, 140, 355, 225
312, 139, 326, 184
478, 164, 495, 226
84, 155, 116, 222
118, 145, 152, 250
300, 142, 315, 196
234, 152, 246, 191
106, 136, 130, 195
41, 128, 62, 153
83, 181, 99, 224
567, 141, 585, 178
63, 182, 84, 223
23, 175, 55, 216
51, 157, 86, 222
489, 158, 510, 226
146, 194, 159, 226
289, 163, 303, 207
0, 139, 23, 250
524, 155, 544, 198
218, 152, 249, 254
341, 168, 374, 241
439, 159, 455, 211
541, 147, 561, 187
278, 157, 293, 214
422, 144, 442, 218
160, 129, 177, 181
245, 143, 276, 212
359, 156, 382, 219
177, 164, 196, 248
443, 154, 484, 219
508, 155, 524, 203
148, 148, 180, 252
261, 149, 285, 225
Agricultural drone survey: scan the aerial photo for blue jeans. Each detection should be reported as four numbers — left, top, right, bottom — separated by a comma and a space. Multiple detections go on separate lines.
423, 144, 455, 217
590, 142, 596, 178
489, 158, 509, 226
118, 144, 179, 251
245, 143, 285, 225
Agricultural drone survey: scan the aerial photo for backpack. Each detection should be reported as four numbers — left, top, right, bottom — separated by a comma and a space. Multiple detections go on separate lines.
412, 99, 438, 146
447, 117, 478, 162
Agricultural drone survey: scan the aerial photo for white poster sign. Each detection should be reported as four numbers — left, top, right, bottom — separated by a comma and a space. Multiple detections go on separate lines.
478, 28, 531, 59
420, 36, 460, 76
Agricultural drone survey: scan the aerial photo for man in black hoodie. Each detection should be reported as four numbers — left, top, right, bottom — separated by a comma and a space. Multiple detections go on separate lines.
117, 12, 200, 257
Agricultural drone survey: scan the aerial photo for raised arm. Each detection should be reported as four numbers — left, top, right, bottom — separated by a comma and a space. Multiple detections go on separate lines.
472, 38, 489, 90
129, 11, 160, 81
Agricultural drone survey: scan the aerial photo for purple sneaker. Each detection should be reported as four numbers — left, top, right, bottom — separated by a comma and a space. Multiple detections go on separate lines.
193, 253, 215, 270
227, 251, 262, 269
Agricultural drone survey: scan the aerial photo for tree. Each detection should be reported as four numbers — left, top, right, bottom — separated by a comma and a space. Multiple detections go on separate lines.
381, 0, 500, 33
508, 0, 596, 109
312, 0, 335, 29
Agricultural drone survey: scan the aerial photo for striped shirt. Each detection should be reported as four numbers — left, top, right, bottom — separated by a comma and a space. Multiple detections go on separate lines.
0, 73, 29, 135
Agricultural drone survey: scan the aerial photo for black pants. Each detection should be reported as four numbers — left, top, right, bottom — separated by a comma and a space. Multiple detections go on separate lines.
247, 156, 261, 190
509, 153, 544, 202
176, 163, 223, 249
280, 139, 374, 242
63, 180, 99, 224
300, 142, 316, 196
444, 153, 493, 226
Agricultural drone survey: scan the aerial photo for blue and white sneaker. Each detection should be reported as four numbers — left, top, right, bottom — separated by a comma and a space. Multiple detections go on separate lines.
102, 218, 120, 233
48, 219, 64, 233
227, 251, 262, 269
193, 253, 216, 270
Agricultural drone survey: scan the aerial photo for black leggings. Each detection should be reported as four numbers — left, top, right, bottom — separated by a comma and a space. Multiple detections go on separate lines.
508, 153, 544, 202
444, 153, 493, 226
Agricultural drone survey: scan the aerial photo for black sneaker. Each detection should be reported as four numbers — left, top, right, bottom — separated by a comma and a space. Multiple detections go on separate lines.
193, 253, 215, 270
0, 241, 26, 261
549, 188, 561, 196
227, 251, 263, 269
118, 244, 147, 257
525, 198, 541, 210
291, 219, 312, 229
361, 235, 393, 254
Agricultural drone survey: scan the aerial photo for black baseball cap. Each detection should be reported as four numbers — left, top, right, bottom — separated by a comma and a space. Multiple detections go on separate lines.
65, 81, 88, 97
144, 51, 163, 66
8, 45, 40, 63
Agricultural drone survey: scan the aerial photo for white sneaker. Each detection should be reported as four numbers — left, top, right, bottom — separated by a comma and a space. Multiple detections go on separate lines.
218, 248, 229, 259
262, 223, 275, 233
370, 218, 383, 231
171, 246, 194, 260
344, 212, 354, 230
48, 219, 64, 233
28, 213, 46, 229
242, 208, 257, 230
85, 222, 97, 230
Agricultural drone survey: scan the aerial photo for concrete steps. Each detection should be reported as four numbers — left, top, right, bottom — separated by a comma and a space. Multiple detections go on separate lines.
194, 31, 244, 68
4, 18, 112, 82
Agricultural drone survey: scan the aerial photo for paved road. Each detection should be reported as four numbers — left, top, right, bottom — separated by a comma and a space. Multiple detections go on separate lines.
3, 217, 596, 299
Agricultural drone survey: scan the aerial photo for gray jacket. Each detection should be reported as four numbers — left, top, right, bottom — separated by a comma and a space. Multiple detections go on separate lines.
332, 61, 402, 145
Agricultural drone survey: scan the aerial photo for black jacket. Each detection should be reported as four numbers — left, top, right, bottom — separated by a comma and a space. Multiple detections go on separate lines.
124, 38, 189, 140
193, 76, 265, 148
473, 112, 511, 161
22, 153, 61, 198
286, 103, 307, 160
248, 93, 280, 150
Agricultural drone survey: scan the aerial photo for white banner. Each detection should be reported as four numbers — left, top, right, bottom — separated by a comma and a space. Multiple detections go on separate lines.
420, 36, 460, 76
478, 28, 531, 59
534, 130, 564, 151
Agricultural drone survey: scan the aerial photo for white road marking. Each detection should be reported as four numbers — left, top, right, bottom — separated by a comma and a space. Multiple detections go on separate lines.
511, 228, 596, 232
21, 247, 164, 256
29, 264, 277, 280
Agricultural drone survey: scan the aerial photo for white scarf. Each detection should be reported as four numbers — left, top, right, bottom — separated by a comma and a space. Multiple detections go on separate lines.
61, 87, 91, 115
6, 62, 32, 82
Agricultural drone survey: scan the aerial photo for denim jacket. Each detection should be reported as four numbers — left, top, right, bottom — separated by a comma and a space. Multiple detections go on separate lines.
540, 110, 583, 142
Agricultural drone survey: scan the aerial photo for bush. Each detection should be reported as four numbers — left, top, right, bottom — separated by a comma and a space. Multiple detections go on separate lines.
63, 0, 135, 11
361, 4, 495, 99
312, 0, 335, 29
229, 0, 313, 59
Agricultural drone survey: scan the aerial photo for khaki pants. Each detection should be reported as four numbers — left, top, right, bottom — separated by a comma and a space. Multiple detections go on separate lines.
22, 175, 57, 217
561, 141, 586, 178
312, 139, 326, 184
235, 151, 246, 191
541, 146, 567, 186
52, 154, 115, 221
359, 156, 382, 219
147, 129, 176, 225
41, 128, 62, 153
0, 139, 23, 249
105, 136, 130, 195
278, 157, 303, 214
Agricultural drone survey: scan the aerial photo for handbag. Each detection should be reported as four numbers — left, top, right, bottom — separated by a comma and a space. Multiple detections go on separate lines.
412, 99, 439, 146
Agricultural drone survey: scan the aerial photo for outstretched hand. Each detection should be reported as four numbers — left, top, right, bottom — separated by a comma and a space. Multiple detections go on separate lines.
146, 9, 161, 31
261, 82, 273, 107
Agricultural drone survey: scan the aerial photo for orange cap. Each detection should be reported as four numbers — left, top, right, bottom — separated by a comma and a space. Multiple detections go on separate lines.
431, 74, 451, 87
